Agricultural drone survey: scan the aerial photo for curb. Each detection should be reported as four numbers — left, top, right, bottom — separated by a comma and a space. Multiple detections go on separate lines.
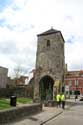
39, 110, 63, 125
11, 101, 77, 125
40, 102, 76, 125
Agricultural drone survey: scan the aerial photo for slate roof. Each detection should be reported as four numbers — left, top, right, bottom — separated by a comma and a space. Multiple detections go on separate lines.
37, 28, 60, 36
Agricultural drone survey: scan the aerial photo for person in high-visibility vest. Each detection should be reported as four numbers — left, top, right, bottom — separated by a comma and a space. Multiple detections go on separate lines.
56, 93, 61, 108
61, 93, 65, 109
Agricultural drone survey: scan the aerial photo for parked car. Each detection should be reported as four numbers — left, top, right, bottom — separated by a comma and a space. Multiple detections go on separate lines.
79, 94, 83, 101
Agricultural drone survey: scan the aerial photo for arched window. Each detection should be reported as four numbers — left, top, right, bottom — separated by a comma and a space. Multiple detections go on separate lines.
47, 40, 50, 47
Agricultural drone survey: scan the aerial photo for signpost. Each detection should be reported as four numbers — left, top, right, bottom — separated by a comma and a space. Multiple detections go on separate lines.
65, 85, 70, 98
65, 85, 69, 91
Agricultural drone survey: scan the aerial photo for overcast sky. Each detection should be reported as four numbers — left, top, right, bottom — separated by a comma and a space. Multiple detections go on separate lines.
0, 0, 83, 77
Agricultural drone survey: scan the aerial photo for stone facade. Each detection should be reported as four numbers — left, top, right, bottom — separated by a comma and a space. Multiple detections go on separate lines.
0, 66, 8, 88
34, 28, 65, 102
0, 103, 42, 124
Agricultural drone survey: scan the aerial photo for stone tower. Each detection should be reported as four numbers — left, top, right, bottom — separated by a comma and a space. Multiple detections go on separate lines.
34, 28, 65, 102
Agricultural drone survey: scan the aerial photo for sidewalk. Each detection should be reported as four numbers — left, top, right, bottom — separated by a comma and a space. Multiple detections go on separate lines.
10, 99, 78, 125
11, 105, 68, 125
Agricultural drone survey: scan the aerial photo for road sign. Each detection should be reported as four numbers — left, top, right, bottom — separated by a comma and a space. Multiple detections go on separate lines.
65, 85, 69, 91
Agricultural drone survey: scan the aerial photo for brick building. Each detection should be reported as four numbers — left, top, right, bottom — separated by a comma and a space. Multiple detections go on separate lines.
0, 66, 8, 88
16, 76, 28, 86
64, 70, 83, 95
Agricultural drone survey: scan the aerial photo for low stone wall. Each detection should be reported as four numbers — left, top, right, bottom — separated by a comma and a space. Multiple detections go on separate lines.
0, 103, 42, 124
44, 100, 77, 108
66, 101, 77, 106
44, 100, 57, 107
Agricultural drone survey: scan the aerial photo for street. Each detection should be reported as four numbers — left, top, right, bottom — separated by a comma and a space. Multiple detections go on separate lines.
44, 101, 83, 125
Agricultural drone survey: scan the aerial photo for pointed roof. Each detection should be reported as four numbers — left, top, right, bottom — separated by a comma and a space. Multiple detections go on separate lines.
37, 28, 60, 37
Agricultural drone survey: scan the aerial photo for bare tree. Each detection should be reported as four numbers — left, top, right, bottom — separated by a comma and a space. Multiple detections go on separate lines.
14, 65, 23, 78
13, 65, 28, 85
14, 64, 29, 78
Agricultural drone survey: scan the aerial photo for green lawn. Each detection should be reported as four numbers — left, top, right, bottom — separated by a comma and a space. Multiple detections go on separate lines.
17, 98, 32, 104
0, 98, 10, 110
0, 98, 33, 110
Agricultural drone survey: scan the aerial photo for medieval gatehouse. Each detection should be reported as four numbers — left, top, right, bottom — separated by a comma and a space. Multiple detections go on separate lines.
34, 28, 65, 102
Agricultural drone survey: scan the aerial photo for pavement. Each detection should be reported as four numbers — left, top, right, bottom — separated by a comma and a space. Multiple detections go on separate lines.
11, 98, 80, 125
11, 103, 71, 125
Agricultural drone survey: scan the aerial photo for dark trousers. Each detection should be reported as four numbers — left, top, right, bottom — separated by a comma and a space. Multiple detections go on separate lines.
62, 101, 65, 109
57, 101, 61, 108
57, 101, 59, 107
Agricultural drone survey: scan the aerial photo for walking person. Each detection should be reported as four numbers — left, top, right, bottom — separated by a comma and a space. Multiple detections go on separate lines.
59, 94, 61, 107
61, 93, 65, 109
75, 95, 78, 101
56, 93, 61, 108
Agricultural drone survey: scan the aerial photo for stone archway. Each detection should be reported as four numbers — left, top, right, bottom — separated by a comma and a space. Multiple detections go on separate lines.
39, 75, 54, 101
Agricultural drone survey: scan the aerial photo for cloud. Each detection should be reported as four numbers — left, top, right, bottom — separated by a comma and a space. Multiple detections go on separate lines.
66, 35, 75, 43
0, 26, 36, 76
0, 0, 83, 77
0, 41, 18, 55
65, 16, 73, 21
0, 0, 12, 11
65, 36, 83, 70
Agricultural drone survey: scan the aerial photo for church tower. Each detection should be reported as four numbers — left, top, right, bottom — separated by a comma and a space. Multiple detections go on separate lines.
34, 28, 65, 102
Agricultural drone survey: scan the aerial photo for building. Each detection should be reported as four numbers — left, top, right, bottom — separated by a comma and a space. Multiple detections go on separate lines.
65, 70, 83, 95
16, 76, 28, 86
0, 66, 8, 88
34, 28, 65, 102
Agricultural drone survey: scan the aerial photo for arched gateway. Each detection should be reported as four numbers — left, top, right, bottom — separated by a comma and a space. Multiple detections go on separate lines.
39, 75, 54, 101
34, 28, 65, 102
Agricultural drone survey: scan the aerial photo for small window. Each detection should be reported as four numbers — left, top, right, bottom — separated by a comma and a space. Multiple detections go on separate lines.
75, 80, 78, 86
47, 40, 50, 47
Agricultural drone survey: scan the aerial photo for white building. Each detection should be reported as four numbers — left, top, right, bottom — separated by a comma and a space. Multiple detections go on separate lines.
0, 66, 8, 88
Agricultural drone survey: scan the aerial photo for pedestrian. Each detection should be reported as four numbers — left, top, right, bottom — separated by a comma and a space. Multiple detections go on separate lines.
59, 94, 61, 107
56, 93, 61, 108
75, 95, 77, 101
61, 93, 65, 109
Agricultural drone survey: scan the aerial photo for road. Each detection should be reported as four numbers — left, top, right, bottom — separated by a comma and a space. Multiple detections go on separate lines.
44, 102, 83, 125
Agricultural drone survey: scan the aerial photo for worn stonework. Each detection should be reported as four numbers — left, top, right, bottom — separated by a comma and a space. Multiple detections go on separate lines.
34, 28, 65, 102
0, 103, 42, 124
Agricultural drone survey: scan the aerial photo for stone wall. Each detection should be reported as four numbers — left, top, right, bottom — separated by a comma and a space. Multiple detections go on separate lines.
36, 32, 64, 81
0, 103, 42, 124
34, 29, 65, 101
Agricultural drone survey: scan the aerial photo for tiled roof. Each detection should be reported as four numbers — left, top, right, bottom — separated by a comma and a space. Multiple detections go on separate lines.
37, 28, 60, 36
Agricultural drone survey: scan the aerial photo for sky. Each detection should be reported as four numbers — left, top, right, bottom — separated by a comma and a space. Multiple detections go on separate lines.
0, 0, 83, 77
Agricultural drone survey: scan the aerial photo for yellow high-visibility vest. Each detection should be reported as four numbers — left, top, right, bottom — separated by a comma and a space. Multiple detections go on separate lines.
61, 94, 65, 101
56, 94, 60, 102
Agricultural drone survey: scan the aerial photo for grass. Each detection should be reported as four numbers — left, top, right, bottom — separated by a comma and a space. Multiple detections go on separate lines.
0, 98, 10, 110
0, 98, 33, 110
17, 98, 33, 104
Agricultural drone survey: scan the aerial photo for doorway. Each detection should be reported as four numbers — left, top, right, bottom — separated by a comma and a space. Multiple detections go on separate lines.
39, 75, 54, 101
